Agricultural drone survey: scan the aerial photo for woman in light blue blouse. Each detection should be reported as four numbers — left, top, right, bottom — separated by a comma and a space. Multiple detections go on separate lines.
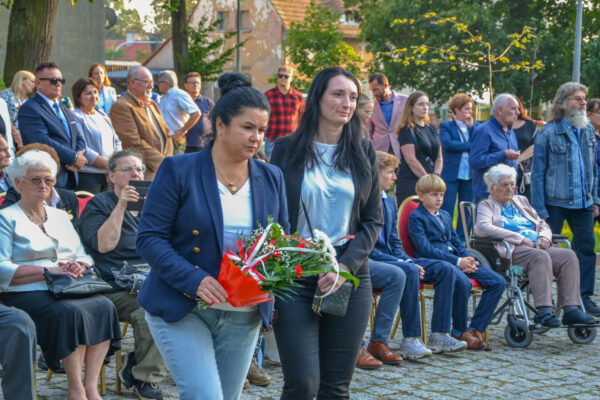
474, 163, 595, 327
72, 78, 122, 194
88, 63, 117, 114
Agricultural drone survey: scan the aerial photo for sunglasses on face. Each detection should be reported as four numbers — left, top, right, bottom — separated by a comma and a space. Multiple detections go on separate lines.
277, 74, 290, 79
114, 165, 147, 174
24, 177, 56, 186
39, 77, 66, 86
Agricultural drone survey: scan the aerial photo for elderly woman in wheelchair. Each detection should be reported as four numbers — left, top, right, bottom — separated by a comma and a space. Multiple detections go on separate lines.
474, 164, 595, 328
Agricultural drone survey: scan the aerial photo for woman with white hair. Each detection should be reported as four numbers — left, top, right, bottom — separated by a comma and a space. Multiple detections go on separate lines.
474, 163, 595, 327
0, 150, 121, 400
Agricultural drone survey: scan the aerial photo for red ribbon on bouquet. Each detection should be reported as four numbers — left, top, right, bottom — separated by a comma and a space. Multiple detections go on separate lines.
216, 253, 272, 307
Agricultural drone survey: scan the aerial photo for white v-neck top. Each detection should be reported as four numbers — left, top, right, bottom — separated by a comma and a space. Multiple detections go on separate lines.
219, 179, 253, 255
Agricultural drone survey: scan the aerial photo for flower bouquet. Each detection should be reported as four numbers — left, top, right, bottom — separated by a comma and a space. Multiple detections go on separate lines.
198, 217, 359, 308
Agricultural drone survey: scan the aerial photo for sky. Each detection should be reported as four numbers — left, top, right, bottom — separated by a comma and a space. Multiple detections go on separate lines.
124, 0, 155, 29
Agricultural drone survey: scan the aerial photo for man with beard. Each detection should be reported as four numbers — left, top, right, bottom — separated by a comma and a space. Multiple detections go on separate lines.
532, 82, 600, 316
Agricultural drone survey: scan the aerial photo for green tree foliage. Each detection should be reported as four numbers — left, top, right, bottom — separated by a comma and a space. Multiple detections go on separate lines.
104, 42, 126, 60
150, 0, 197, 40
105, 1, 146, 40
357, 0, 600, 106
284, 1, 363, 93
181, 16, 245, 82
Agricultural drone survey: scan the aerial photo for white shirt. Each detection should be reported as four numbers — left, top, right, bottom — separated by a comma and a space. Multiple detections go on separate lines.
213, 179, 256, 312
158, 87, 200, 135
297, 141, 355, 244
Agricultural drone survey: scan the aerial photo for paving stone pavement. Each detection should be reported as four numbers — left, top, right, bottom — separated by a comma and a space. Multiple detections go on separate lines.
22, 267, 600, 399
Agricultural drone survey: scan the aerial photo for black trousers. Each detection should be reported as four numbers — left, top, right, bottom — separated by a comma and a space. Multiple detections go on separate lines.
273, 274, 372, 400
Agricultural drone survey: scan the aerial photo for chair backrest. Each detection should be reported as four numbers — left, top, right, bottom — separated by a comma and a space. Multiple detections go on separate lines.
75, 191, 95, 216
459, 201, 476, 246
397, 196, 420, 258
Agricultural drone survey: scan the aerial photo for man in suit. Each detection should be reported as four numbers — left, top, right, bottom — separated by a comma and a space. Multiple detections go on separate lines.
409, 174, 505, 350
357, 152, 464, 370
440, 93, 480, 241
367, 73, 407, 159
110, 66, 173, 180
18, 62, 87, 189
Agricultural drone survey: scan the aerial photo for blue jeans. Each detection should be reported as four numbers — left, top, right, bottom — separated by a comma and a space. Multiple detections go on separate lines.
441, 179, 472, 242
547, 205, 596, 303
146, 307, 261, 400
368, 259, 406, 343
453, 265, 505, 332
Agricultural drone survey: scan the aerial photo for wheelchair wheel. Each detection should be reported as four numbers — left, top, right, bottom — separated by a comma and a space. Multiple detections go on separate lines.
504, 320, 533, 348
469, 248, 492, 269
567, 326, 597, 344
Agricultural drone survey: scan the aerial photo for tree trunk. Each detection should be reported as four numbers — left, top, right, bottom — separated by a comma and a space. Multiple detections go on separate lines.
3, 0, 59, 82
171, 0, 188, 84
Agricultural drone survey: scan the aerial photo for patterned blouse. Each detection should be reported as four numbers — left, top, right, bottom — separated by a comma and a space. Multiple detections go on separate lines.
0, 89, 21, 127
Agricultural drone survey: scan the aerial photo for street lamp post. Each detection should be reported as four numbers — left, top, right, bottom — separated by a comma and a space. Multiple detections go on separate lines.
572, 0, 583, 82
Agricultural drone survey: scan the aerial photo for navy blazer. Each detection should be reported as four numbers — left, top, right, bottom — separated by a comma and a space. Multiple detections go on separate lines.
136, 144, 290, 328
408, 203, 470, 265
271, 136, 382, 278
17, 93, 86, 188
439, 119, 479, 182
369, 193, 412, 263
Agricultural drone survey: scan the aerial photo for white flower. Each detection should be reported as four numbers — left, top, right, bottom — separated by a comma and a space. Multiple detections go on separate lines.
313, 229, 339, 272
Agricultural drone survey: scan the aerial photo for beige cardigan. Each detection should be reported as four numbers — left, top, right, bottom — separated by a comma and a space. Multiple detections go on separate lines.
474, 195, 553, 258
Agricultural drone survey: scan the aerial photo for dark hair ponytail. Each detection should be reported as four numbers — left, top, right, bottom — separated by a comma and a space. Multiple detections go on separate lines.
210, 73, 270, 134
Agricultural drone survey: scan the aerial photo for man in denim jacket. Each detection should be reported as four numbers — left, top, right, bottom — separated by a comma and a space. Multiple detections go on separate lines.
531, 82, 600, 316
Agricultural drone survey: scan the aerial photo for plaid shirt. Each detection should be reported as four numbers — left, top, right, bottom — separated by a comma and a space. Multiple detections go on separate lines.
264, 86, 304, 141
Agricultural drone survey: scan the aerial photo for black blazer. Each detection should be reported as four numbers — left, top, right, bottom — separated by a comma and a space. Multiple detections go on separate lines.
271, 136, 383, 277
1, 186, 79, 227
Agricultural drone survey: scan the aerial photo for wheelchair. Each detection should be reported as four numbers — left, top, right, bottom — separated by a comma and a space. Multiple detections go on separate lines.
459, 201, 598, 348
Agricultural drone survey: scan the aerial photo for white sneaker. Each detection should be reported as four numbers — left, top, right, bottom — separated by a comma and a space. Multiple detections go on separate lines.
400, 337, 432, 359
427, 332, 467, 354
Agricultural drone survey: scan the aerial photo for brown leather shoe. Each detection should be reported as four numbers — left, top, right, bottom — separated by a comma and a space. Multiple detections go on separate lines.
472, 330, 492, 351
452, 330, 487, 350
367, 342, 403, 365
356, 346, 383, 370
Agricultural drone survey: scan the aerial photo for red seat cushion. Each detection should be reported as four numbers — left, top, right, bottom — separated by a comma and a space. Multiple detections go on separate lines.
398, 197, 420, 258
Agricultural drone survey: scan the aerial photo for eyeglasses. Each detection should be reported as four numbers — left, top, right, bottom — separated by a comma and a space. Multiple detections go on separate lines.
277, 74, 290, 79
497, 182, 516, 189
114, 165, 146, 174
134, 78, 154, 86
568, 96, 587, 103
39, 77, 65, 86
24, 177, 55, 186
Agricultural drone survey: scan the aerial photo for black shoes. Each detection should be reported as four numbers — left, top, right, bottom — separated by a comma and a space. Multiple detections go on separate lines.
583, 300, 600, 317
119, 352, 164, 400
533, 311, 561, 328
562, 308, 596, 325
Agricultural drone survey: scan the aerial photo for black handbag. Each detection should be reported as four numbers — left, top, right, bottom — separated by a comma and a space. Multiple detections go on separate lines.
301, 199, 353, 317
312, 280, 353, 317
44, 266, 112, 298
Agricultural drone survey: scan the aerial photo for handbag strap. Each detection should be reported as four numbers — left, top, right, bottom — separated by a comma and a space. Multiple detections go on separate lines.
301, 198, 315, 238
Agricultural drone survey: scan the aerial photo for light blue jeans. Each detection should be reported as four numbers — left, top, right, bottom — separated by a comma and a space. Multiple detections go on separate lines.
146, 307, 261, 400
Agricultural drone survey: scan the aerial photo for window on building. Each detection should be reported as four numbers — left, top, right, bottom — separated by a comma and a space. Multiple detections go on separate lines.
241, 10, 251, 30
216, 11, 229, 30
341, 10, 360, 25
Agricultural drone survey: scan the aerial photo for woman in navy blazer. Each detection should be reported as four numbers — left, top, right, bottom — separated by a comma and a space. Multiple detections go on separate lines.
271, 67, 382, 399
136, 73, 290, 400
439, 93, 479, 240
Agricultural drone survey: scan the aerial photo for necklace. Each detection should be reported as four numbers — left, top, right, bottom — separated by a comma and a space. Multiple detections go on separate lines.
214, 166, 247, 194
317, 150, 336, 179
18, 201, 47, 229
